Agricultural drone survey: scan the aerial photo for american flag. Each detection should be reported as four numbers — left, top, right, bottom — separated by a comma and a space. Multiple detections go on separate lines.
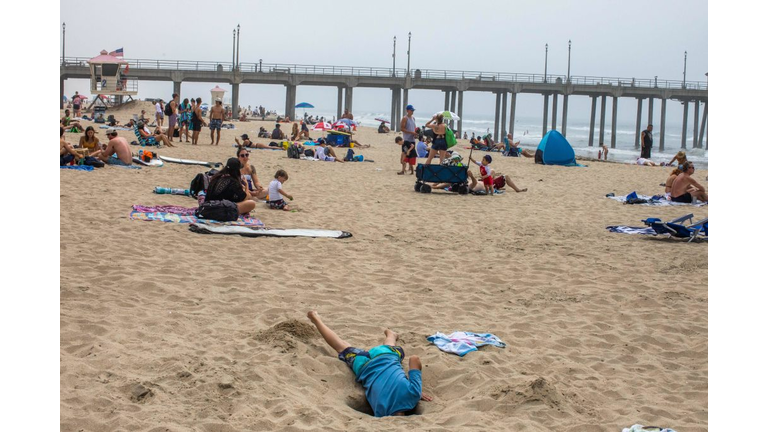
109, 48, 124, 57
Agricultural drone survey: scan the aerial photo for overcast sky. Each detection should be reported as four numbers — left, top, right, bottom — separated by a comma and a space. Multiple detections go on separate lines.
60, 0, 707, 126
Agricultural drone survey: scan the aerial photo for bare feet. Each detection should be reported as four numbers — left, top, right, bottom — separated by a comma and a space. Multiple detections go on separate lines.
516, 188, 528, 193
397, 171, 405, 175
385, 329, 398, 341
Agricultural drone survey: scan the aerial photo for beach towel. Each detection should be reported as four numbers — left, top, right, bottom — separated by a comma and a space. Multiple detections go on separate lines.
60, 165, 94, 171
426, 332, 506, 357
606, 226, 656, 235
622, 424, 677, 432
188, 224, 352, 239
130, 205, 264, 226
607, 192, 707, 207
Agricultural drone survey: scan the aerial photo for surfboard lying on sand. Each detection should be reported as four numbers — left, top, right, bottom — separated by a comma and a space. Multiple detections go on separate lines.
189, 224, 352, 239
132, 157, 164, 167
159, 155, 222, 168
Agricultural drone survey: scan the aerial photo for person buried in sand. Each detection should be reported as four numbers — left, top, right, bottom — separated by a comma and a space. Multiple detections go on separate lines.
98, 128, 133, 166
670, 161, 707, 203
306, 311, 432, 417
267, 169, 295, 211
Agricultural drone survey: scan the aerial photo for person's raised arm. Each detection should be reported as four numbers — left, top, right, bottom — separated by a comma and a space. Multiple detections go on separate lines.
278, 187, 293, 201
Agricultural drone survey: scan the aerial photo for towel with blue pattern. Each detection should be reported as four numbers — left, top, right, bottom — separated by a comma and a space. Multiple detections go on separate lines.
427, 331, 506, 356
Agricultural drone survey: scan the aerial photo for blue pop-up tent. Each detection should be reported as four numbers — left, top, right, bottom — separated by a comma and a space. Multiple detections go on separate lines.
535, 130, 581, 166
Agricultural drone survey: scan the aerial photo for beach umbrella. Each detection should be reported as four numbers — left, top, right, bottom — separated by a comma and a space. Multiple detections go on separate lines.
434, 110, 460, 121
295, 102, 314, 108
332, 120, 351, 131
374, 117, 390, 124
313, 121, 333, 131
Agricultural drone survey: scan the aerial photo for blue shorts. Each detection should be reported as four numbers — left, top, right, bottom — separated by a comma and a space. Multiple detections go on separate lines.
432, 137, 448, 151
339, 345, 404, 377
107, 156, 131, 166
210, 119, 222, 130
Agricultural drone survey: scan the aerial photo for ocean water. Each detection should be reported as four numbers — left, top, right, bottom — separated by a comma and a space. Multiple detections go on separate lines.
301, 110, 709, 169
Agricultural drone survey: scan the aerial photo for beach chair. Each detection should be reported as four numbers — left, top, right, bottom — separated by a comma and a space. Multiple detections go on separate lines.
133, 123, 158, 147
642, 214, 708, 242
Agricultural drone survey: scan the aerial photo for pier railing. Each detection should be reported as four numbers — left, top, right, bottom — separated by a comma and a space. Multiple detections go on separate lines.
61, 57, 707, 90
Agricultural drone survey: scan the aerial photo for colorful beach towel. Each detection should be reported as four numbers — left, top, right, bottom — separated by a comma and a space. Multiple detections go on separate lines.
60, 165, 94, 171
622, 424, 677, 432
130, 205, 264, 227
607, 192, 707, 207
426, 332, 506, 357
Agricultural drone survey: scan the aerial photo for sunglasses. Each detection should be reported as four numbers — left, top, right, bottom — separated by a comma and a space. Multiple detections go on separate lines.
239, 153, 249, 158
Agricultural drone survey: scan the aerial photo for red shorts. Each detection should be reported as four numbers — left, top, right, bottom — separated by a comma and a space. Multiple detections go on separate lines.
492, 176, 505, 189
482, 176, 493, 186
405, 157, 416, 166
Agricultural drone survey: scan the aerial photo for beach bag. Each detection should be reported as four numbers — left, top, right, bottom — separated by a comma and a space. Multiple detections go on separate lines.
287, 144, 300, 159
164, 102, 173, 116
445, 128, 457, 148
83, 156, 105, 168
344, 149, 355, 161
195, 200, 238, 222
189, 169, 218, 197
304, 149, 314, 157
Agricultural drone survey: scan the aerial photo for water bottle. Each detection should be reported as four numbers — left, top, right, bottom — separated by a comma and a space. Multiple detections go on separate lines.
171, 188, 190, 196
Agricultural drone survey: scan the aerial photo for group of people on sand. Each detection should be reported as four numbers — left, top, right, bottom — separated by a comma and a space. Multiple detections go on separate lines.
155, 94, 228, 146
393, 105, 528, 194
60, 126, 132, 166
663, 152, 707, 203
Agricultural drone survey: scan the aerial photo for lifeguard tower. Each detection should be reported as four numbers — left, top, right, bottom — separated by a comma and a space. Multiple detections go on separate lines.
87, 50, 138, 109
211, 85, 227, 107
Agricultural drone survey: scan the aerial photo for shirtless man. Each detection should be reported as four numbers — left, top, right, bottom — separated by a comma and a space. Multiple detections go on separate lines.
60, 127, 82, 165
341, 108, 354, 120
167, 93, 179, 142
209, 98, 225, 145
99, 128, 133, 166
670, 162, 707, 203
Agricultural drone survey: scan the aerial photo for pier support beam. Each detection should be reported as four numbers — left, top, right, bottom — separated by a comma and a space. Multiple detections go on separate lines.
647, 97, 654, 127
599, 95, 607, 146
588, 96, 597, 146
562, 95, 569, 137
457, 91, 464, 138
395, 89, 402, 132
551, 93, 558, 131
232, 83, 241, 119
681, 100, 689, 149
542, 94, 549, 137
60, 77, 65, 110
494, 92, 501, 141
283, 84, 296, 121
444, 91, 450, 111
693, 101, 700, 149
698, 101, 708, 150
508, 92, 517, 140
344, 87, 353, 113
390, 88, 397, 133
501, 92, 508, 139
450, 90, 457, 130
337, 87, 343, 120
610, 96, 618, 148
173, 81, 181, 102
402, 89, 409, 117
635, 98, 643, 150
659, 98, 667, 152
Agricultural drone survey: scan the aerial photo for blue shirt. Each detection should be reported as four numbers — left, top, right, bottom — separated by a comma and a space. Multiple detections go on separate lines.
356, 354, 422, 417
416, 140, 429, 158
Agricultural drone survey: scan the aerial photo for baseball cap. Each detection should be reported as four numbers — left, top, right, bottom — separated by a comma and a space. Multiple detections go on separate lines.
106, 127, 117, 134
241, 134, 249, 139
317, 138, 326, 144
216, 98, 222, 102
406, 104, 415, 111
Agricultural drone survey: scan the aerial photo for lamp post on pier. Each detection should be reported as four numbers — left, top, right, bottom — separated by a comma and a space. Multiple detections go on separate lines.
232, 29, 236, 71
544, 43, 548, 83
236, 24, 240, 71
407, 32, 412, 77
392, 36, 397, 77
683, 50, 687, 89
62, 22, 66, 64
567, 39, 572, 83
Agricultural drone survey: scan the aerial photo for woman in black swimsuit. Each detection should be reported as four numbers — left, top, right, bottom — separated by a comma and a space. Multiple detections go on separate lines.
425, 114, 448, 165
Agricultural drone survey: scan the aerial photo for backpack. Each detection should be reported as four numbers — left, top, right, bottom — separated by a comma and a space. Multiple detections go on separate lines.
164, 102, 174, 116
344, 148, 355, 161
195, 200, 238, 222
286, 144, 300, 159
445, 128, 457, 148
189, 169, 218, 197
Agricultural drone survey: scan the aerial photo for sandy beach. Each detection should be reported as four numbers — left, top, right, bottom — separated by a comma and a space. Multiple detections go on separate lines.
60, 102, 708, 431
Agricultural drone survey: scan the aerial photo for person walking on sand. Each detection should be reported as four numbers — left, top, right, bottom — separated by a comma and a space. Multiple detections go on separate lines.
155, 100, 165, 128
640, 124, 653, 159
306, 311, 432, 417
209, 98, 225, 145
